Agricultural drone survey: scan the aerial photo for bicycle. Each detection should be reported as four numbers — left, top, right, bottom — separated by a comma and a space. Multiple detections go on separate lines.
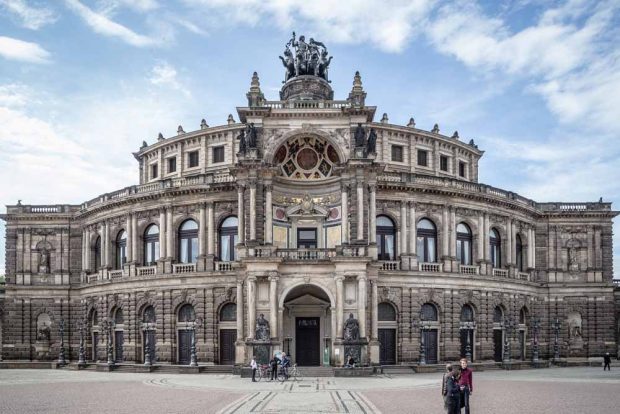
277, 363, 302, 382
256, 364, 271, 382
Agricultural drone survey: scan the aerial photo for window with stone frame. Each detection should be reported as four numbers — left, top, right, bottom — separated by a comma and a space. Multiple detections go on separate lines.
167, 157, 177, 173
440, 155, 449, 172
150, 163, 158, 179
178, 304, 196, 322
490, 228, 501, 268
143, 306, 156, 323
213, 146, 225, 163
378, 303, 397, 321
459, 161, 466, 178
178, 219, 199, 264
188, 150, 199, 168
391, 145, 404, 162
460, 304, 474, 322
420, 303, 438, 321
417, 149, 428, 166
219, 303, 237, 322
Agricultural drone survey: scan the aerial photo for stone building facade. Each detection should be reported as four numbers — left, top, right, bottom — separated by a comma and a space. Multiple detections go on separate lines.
1, 36, 618, 367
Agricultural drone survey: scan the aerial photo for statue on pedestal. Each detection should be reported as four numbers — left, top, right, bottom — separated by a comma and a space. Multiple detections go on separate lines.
255, 313, 270, 341
38, 249, 50, 274
246, 123, 258, 149
343, 313, 360, 341
354, 123, 366, 148
237, 129, 247, 155
366, 128, 377, 155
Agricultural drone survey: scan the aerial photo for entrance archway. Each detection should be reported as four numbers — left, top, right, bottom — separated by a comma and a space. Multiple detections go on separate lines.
281, 283, 334, 366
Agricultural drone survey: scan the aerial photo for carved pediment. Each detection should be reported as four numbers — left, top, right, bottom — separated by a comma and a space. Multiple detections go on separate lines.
285, 293, 330, 307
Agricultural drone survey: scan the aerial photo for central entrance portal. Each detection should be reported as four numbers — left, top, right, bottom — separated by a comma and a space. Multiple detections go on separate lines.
296, 317, 320, 366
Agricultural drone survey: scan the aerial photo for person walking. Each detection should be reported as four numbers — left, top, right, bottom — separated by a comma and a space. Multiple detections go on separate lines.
269, 354, 279, 381
441, 364, 454, 412
281, 352, 291, 379
603, 352, 611, 371
458, 358, 473, 414
445, 364, 461, 414
250, 356, 258, 382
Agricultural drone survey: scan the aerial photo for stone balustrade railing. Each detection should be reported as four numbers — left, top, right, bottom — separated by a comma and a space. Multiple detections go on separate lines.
493, 268, 508, 277
137, 266, 157, 276
276, 248, 337, 260
459, 264, 479, 275
263, 99, 351, 110
419, 262, 443, 272
380, 261, 400, 271
215, 261, 234, 272
172, 263, 196, 273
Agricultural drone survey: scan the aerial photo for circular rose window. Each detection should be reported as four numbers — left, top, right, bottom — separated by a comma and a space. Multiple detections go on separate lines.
274, 136, 340, 180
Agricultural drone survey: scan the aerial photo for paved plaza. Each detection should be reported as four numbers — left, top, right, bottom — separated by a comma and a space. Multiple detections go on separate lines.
0, 367, 619, 413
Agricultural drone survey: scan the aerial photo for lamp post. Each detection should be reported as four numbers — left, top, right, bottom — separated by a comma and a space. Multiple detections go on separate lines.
461, 321, 476, 362
57, 318, 66, 366
102, 318, 115, 366
414, 314, 433, 365
142, 322, 155, 366
551, 318, 562, 361
531, 317, 540, 363
189, 317, 203, 367
503, 317, 516, 364
76, 319, 86, 367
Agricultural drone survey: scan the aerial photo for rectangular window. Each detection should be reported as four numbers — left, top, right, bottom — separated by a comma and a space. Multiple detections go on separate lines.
188, 150, 199, 168
213, 146, 225, 163
391, 145, 403, 162
417, 149, 428, 166
167, 157, 176, 173
459, 161, 466, 177
440, 155, 448, 172
150, 163, 158, 179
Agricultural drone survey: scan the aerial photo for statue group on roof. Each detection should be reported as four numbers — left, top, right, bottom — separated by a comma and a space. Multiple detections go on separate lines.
279, 32, 333, 82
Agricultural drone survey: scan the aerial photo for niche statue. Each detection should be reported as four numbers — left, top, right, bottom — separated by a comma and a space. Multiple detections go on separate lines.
354, 123, 366, 147
343, 313, 360, 341
366, 128, 377, 155
255, 313, 270, 341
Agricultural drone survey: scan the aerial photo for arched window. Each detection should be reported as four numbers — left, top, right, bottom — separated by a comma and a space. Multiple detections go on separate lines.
114, 308, 124, 325
493, 306, 504, 323
376, 216, 396, 260
460, 304, 474, 322
89, 309, 98, 326
178, 304, 196, 322
94, 236, 101, 270
143, 224, 160, 266
143, 306, 156, 324
456, 223, 472, 265
490, 228, 501, 268
417, 218, 437, 263
420, 303, 438, 321
116, 230, 127, 270
219, 216, 238, 262
515, 234, 523, 272
178, 219, 199, 264
519, 307, 528, 324
219, 303, 237, 322
378, 302, 397, 321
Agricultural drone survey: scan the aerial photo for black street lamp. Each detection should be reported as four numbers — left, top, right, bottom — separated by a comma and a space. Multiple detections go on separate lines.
502, 317, 516, 364
551, 318, 562, 361
530, 317, 541, 363
102, 318, 115, 366
189, 317, 203, 367
461, 321, 476, 362
57, 318, 66, 366
77, 319, 87, 367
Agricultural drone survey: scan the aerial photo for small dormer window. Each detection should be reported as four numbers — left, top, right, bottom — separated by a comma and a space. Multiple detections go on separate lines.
168, 157, 176, 173
440, 155, 448, 172
151, 163, 158, 179
188, 150, 199, 168
459, 161, 466, 177
417, 149, 428, 166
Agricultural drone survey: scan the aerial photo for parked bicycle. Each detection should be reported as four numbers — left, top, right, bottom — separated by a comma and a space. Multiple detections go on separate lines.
277, 363, 302, 382
256, 364, 272, 382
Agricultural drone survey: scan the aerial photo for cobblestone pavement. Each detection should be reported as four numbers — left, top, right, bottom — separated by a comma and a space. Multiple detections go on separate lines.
0, 367, 618, 413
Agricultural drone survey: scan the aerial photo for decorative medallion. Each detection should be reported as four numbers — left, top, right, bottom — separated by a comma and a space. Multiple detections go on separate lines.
275, 136, 340, 180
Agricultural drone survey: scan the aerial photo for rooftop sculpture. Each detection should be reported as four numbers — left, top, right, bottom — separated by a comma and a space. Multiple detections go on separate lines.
279, 32, 333, 82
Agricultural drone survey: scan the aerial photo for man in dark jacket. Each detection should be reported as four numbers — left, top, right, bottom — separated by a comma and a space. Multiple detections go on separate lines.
458, 358, 473, 414
603, 353, 611, 371
269, 354, 279, 381
445, 365, 461, 414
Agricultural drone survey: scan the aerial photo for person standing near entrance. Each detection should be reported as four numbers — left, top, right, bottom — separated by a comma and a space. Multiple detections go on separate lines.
441, 364, 453, 412
445, 364, 461, 414
603, 352, 611, 371
269, 354, 279, 381
250, 356, 258, 382
458, 358, 473, 414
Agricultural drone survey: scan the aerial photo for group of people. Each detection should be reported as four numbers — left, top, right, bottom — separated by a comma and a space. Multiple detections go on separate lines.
249, 352, 291, 382
442, 358, 474, 414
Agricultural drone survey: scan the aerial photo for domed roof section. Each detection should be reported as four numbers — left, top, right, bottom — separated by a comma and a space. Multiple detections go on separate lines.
279, 32, 334, 101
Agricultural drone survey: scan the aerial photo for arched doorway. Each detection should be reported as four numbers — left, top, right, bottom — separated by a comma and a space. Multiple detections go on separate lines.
420, 303, 439, 364
219, 303, 237, 365
88, 309, 99, 362
281, 284, 333, 366
493, 306, 505, 362
378, 302, 397, 365
177, 304, 195, 365
142, 306, 156, 363
459, 304, 475, 361
113, 308, 124, 363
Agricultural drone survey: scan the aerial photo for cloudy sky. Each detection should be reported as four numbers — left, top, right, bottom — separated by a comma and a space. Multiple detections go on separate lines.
0, 0, 619, 277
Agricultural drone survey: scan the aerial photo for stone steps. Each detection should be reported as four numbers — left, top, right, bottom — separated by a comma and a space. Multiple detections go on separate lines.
294, 366, 334, 377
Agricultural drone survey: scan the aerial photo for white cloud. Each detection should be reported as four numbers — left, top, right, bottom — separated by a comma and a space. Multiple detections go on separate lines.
0, 0, 58, 29
99, 0, 159, 13
149, 62, 191, 97
0, 36, 50, 63
64, 0, 158, 47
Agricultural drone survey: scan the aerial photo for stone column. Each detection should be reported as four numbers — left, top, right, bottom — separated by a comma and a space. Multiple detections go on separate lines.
246, 275, 256, 339
341, 184, 349, 243
269, 274, 278, 339
371, 280, 378, 340
450, 207, 456, 257
400, 201, 408, 255
531, 227, 536, 269
506, 219, 513, 266
249, 181, 256, 241
103, 221, 109, 267
264, 184, 273, 244
199, 204, 206, 256
159, 209, 167, 259
477, 214, 484, 262
484, 213, 490, 261
166, 208, 173, 259
369, 185, 377, 244
527, 227, 534, 268
237, 185, 245, 244
126, 215, 133, 263
207, 202, 215, 255
335, 275, 344, 338
82, 228, 87, 271
236, 280, 244, 340
85, 228, 91, 271
442, 206, 449, 258
409, 202, 417, 256
131, 214, 138, 263
357, 181, 364, 240
357, 275, 367, 338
